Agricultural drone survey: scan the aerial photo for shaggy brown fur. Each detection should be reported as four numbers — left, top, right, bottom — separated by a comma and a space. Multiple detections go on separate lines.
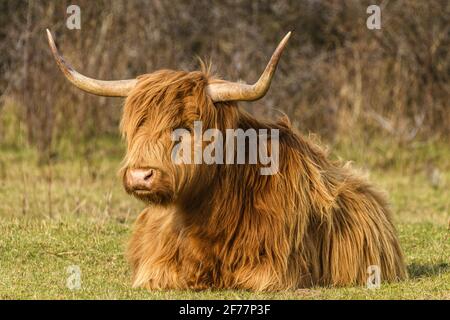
120, 69, 407, 290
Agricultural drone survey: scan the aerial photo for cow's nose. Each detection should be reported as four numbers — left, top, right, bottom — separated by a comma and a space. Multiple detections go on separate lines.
126, 168, 154, 191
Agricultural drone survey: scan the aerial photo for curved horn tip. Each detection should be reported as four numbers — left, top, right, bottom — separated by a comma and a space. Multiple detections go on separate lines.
45, 28, 137, 97
46, 28, 53, 45
206, 31, 293, 103
278, 31, 292, 49
46, 29, 58, 54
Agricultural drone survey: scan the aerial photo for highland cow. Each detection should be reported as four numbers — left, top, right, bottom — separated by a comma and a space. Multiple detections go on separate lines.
47, 30, 407, 290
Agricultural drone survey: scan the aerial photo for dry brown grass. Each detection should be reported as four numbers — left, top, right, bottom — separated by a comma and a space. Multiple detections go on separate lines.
0, 1, 448, 159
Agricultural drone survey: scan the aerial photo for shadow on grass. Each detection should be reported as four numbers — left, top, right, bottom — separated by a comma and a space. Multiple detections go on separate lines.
408, 263, 450, 279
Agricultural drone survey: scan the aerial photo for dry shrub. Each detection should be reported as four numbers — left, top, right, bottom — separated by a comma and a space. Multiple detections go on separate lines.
1, 0, 448, 158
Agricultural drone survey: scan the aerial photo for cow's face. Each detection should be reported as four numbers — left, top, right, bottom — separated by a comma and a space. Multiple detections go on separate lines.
45, 30, 290, 204
120, 70, 220, 205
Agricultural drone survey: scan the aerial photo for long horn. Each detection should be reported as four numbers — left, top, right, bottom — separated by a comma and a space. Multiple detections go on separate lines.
206, 31, 291, 102
46, 29, 137, 97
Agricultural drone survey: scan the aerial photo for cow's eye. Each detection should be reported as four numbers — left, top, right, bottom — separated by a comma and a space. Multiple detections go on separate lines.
136, 118, 147, 130
176, 125, 192, 134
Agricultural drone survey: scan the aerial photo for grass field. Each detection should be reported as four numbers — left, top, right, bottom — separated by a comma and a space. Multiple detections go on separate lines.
0, 138, 449, 299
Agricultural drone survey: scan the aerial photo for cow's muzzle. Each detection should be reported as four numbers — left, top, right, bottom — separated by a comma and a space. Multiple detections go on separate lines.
124, 168, 155, 192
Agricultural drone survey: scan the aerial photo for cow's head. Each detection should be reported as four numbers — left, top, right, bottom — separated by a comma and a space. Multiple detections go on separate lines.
46, 29, 290, 205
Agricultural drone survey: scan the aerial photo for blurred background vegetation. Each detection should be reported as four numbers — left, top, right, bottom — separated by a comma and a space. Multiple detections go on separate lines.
1, 0, 448, 152
0, 0, 448, 219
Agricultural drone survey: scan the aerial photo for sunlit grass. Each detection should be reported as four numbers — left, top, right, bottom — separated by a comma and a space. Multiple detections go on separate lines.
0, 137, 448, 299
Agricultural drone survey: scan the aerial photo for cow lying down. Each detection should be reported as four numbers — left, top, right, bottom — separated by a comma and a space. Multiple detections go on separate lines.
47, 30, 406, 290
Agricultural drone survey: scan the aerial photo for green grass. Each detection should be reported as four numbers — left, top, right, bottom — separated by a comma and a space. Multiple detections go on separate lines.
0, 138, 449, 299
0, 218, 448, 299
